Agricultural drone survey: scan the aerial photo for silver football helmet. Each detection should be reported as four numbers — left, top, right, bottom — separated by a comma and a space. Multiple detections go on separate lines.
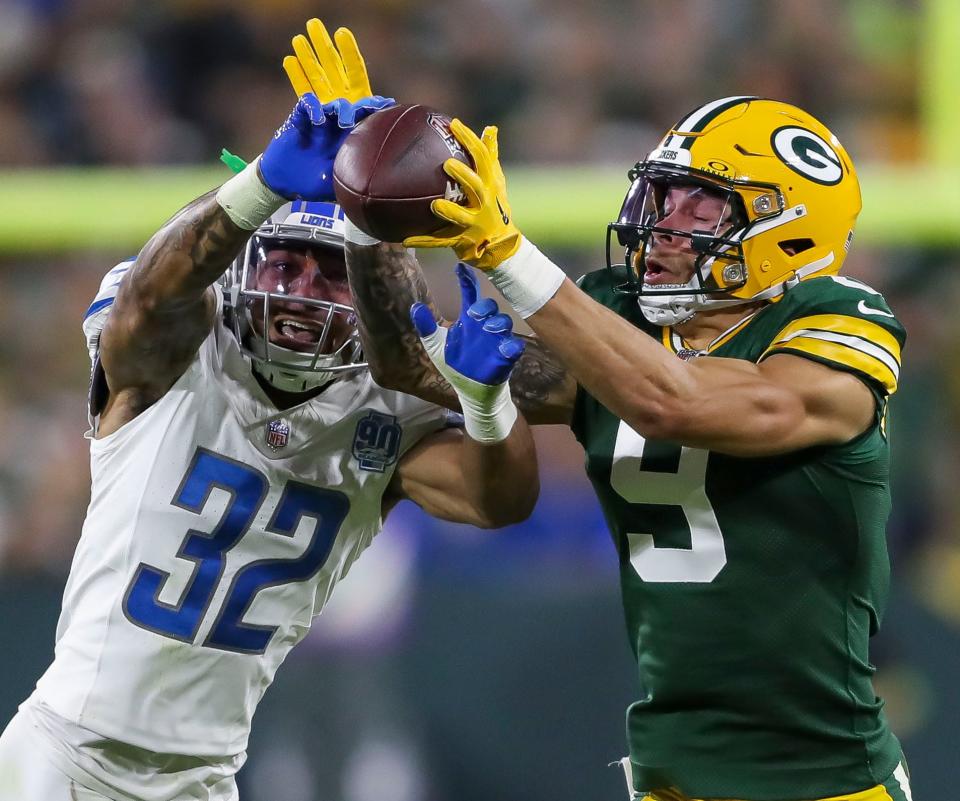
222, 201, 366, 393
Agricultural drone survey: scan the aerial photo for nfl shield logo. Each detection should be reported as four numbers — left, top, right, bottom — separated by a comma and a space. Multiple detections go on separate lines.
675, 348, 702, 361
265, 419, 290, 451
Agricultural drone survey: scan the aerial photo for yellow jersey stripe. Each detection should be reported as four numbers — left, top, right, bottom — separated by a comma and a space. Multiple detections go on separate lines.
764, 335, 899, 394
661, 326, 674, 352
772, 329, 900, 382
767, 314, 901, 365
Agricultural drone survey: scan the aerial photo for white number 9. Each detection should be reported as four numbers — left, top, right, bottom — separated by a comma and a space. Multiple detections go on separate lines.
610, 421, 726, 583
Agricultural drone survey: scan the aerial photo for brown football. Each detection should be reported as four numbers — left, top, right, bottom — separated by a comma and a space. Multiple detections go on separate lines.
333, 103, 471, 242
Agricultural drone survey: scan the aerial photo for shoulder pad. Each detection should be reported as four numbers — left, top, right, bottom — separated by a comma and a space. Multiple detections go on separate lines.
760, 275, 905, 396
82, 258, 134, 363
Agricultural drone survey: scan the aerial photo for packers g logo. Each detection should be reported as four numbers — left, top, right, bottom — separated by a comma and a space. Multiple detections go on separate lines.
771, 126, 843, 185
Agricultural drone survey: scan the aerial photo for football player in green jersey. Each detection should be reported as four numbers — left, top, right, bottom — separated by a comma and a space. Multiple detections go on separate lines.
292, 34, 913, 799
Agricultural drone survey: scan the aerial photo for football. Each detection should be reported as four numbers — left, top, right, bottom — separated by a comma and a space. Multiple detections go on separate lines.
333, 103, 471, 242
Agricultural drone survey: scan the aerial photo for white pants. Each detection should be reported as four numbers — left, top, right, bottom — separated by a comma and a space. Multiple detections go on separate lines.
0, 710, 110, 800
0, 707, 241, 801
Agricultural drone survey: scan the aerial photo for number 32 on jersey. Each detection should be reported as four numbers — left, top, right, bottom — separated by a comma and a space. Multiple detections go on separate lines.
611, 421, 726, 583
123, 449, 350, 654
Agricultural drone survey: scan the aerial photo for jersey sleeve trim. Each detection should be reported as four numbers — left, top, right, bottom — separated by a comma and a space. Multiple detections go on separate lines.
760, 314, 901, 394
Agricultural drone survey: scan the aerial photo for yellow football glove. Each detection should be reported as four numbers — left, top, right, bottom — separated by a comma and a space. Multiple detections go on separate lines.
283, 19, 373, 102
404, 119, 522, 272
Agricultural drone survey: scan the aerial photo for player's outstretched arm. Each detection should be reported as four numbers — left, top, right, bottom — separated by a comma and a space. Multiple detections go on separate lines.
97, 192, 252, 433
406, 118, 883, 456
96, 81, 390, 435
387, 423, 538, 528
343, 240, 455, 406
345, 238, 576, 424
522, 280, 879, 456
384, 264, 539, 527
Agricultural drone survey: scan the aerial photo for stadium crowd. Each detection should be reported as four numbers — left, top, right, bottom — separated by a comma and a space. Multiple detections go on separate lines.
0, 2, 957, 800
0, 0, 922, 167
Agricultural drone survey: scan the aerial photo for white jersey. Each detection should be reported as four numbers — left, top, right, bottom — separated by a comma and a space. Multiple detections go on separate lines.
31, 270, 447, 760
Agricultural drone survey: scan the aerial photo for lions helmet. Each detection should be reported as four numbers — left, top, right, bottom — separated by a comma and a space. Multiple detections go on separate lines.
222, 200, 365, 392
607, 96, 862, 325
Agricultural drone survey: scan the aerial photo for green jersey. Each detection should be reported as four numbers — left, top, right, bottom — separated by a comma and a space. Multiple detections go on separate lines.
571, 271, 906, 800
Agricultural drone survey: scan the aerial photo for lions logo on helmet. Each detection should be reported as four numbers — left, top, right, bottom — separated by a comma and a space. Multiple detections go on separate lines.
606, 97, 862, 326
222, 200, 366, 392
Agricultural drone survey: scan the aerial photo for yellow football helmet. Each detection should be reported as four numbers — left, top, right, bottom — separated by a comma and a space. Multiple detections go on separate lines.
606, 96, 862, 325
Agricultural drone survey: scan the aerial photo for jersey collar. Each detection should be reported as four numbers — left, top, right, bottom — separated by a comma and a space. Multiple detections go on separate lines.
661, 308, 763, 358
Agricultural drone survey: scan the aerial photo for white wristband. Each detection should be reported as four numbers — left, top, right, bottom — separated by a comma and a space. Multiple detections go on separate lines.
215, 156, 285, 230
418, 325, 519, 444
458, 380, 519, 444
488, 236, 566, 319
344, 217, 382, 247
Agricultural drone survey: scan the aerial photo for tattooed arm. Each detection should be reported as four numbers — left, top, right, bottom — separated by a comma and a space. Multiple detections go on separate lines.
346, 241, 577, 425
508, 333, 577, 425
344, 242, 453, 407
97, 191, 250, 437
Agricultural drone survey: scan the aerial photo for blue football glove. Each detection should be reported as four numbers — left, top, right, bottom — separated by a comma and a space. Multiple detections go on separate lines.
411, 262, 525, 387
410, 264, 524, 443
259, 91, 394, 202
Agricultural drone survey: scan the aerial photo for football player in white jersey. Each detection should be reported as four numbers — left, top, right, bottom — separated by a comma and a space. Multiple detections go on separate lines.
0, 22, 538, 801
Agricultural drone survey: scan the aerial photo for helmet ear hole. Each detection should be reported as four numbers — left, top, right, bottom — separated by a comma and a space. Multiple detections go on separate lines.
779, 238, 815, 256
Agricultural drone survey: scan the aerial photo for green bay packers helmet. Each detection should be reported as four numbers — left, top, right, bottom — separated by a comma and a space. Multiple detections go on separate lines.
607, 96, 862, 325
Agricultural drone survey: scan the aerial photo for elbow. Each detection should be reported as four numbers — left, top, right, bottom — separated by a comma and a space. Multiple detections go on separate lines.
472, 508, 531, 530
472, 477, 540, 530
490, 495, 539, 529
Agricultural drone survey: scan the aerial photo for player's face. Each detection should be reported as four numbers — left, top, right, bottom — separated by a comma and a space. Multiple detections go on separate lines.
248, 244, 354, 353
638, 184, 735, 286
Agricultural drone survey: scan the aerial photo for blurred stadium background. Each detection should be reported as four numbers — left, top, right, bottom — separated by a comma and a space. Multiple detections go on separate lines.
0, 0, 958, 799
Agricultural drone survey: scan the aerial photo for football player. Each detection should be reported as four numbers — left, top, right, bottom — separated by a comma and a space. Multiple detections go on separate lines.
0, 22, 538, 801
337, 89, 916, 801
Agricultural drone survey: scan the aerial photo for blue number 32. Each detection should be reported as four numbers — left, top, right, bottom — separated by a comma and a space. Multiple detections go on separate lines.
123, 448, 350, 654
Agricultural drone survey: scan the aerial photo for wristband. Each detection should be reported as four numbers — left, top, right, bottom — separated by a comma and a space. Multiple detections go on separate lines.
215, 157, 285, 230
488, 236, 567, 319
456, 379, 519, 444
417, 324, 519, 444
344, 217, 382, 247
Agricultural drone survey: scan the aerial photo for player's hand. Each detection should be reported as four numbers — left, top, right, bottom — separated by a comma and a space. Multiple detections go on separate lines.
411, 263, 525, 388
404, 120, 522, 272
259, 92, 392, 201
284, 19, 390, 114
